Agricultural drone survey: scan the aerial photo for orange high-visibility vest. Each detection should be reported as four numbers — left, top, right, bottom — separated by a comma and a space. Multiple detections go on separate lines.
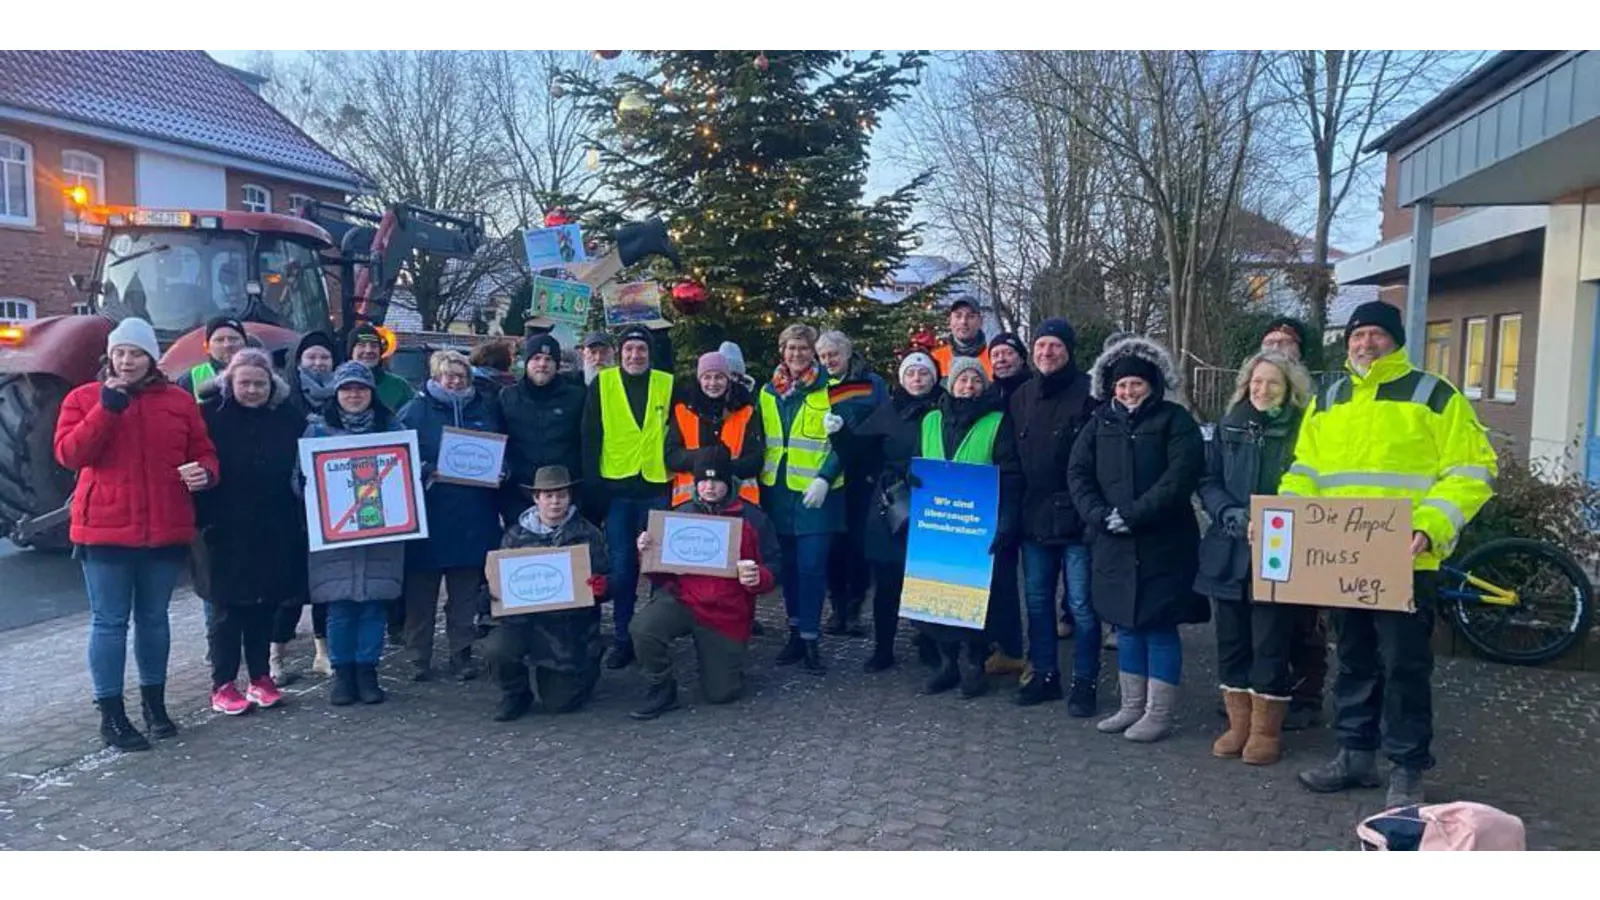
931, 343, 992, 381
670, 402, 761, 507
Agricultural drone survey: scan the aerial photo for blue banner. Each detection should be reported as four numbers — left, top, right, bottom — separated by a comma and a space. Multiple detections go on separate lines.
901, 458, 998, 630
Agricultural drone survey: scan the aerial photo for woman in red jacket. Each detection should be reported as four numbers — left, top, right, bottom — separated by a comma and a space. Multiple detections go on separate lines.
53, 317, 218, 752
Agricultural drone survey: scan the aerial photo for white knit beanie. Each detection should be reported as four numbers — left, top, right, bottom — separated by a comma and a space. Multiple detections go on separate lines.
898, 351, 936, 382
717, 341, 747, 376
106, 317, 161, 361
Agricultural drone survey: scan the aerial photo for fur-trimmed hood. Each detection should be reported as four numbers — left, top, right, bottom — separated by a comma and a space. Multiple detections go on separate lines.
196, 371, 294, 409
1088, 335, 1180, 402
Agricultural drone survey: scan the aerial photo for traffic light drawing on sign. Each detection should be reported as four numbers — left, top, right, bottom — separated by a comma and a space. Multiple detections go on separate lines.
1260, 509, 1294, 584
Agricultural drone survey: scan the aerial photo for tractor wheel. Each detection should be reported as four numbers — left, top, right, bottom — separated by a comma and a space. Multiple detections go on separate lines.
0, 374, 75, 551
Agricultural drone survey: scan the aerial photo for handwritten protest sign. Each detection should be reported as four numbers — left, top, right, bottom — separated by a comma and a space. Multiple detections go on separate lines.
641, 510, 739, 577
485, 546, 594, 617
1251, 496, 1414, 612
299, 430, 429, 552
531, 275, 592, 326
433, 426, 506, 488
901, 459, 998, 629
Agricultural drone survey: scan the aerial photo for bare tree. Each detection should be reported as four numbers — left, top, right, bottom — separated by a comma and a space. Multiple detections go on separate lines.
1264, 51, 1480, 329
480, 51, 605, 231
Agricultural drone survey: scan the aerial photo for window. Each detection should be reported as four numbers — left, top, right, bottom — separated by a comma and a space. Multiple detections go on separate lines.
62, 150, 104, 234
0, 135, 35, 226
240, 184, 271, 213
286, 193, 315, 215
1495, 314, 1522, 401
0, 297, 37, 322
1424, 322, 1452, 379
1463, 317, 1488, 398
71, 302, 93, 316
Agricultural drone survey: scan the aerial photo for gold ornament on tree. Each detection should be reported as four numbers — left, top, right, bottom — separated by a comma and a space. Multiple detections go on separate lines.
616, 89, 651, 125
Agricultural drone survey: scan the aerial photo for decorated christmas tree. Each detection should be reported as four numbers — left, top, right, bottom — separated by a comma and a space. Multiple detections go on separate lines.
561, 51, 931, 371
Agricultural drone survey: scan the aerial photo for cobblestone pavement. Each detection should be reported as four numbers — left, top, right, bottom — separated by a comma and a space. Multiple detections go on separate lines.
1, 588, 1596, 850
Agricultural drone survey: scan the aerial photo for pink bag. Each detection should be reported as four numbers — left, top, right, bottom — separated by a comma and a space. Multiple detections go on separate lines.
1358, 802, 1526, 850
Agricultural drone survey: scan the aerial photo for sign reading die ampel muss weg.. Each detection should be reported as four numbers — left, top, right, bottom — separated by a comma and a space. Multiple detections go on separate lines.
1251, 495, 1414, 613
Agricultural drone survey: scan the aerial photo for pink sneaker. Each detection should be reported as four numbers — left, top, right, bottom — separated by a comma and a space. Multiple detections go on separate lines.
211, 683, 251, 715
246, 676, 283, 709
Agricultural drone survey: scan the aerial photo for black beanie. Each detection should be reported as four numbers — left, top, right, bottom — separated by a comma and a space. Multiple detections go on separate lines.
205, 315, 247, 342
1033, 317, 1076, 353
1344, 301, 1406, 348
1110, 354, 1162, 392
692, 445, 736, 489
347, 323, 383, 356
523, 333, 561, 361
1262, 316, 1309, 349
618, 325, 653, 350
989, 332, 1027, 359
297, 330, 337, 362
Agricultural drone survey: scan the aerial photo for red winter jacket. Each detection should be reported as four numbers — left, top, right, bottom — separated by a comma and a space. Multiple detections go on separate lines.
647, 499, 775, 642
54, 377, 219, 549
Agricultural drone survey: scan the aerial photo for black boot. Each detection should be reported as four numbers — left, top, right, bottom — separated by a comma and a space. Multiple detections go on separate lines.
801, 638, 826, 675
330, 664, 358, 706
1066, 676, 1098, 717
775, 628, 805, 666
630, 678, 681, 720
842, 596, 866, 637
449, 649, 480, 682
139, 684, 178, 739
1386, 766, 1426, 808
823, 606, 848, 636
493, 689, 533, 723
922, 644, 961, 695
96, 696, 150, 752
914, 632, 941, 668
604, 641, 636, 670
356, 664, 386, 704
1283, 700, 1324, 731
1298, 749, 1381, 794
1014, 670, 1063, 706
959, 644, 988, 698
862, 646, 896, 673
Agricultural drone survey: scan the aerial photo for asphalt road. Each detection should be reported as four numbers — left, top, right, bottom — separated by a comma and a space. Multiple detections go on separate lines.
0, 540, 87, 633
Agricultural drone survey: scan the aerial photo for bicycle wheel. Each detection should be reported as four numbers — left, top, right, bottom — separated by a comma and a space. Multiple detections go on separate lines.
1447, 537, 1594, 666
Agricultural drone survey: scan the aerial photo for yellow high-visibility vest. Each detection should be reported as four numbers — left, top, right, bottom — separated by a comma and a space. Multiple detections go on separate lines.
758, 385, 843, 492
597, 367, 673, 483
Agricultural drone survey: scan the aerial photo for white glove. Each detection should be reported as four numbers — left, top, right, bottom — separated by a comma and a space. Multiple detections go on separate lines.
802, 477, 830, 509
822, 412, 844, 435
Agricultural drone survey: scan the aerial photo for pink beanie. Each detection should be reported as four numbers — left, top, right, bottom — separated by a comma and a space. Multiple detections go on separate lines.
697, 351, 730, 377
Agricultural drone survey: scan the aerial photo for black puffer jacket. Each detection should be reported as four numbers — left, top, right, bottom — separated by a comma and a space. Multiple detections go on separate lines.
663, 380, 764, 484
1068, 337, 1207, 630
853, 386, 944, 565
500, 373, 586, 490
1008, 364, 1096, 544
1194, 400, 1305, 601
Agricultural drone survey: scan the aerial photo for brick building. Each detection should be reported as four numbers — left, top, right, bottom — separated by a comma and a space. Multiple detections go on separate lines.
0, 51, 368, 322
1335, 51, 1600, 469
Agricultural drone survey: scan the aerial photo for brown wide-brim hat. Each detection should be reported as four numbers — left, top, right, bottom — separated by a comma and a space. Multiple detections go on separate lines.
523, 465, 577, 495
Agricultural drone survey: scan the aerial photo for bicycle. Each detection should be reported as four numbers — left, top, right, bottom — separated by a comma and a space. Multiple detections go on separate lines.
1441, 537, 1594, 666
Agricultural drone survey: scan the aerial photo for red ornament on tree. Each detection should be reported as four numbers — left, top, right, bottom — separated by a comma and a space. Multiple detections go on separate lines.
908, 326, 937, 354
594, 50, 622, 60
543, 209, 574, 227
754, 52, 770, 71
671, 279, 709, 315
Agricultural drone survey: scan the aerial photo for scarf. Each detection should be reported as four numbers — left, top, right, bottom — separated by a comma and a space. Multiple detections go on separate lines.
340, 407, 376, 434
951, 330, 988, 357
769, 363, 819, 399
297, 366, 334, 407
891, 384, 942, 419
426, 379, 475, 427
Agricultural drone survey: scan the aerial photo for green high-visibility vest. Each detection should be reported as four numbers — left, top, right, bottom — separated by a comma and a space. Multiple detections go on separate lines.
187, 361, 217, 401
919, 410, 1002, 464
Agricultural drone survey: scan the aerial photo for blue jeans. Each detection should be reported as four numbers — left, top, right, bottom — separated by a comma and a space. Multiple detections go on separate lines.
1117, 625, 1182, 684
1021, 541, 1098, 681
778, 533, 831, 639
605, 494, 668, 648
326, 601, 388, 665
82, 552, 183, 699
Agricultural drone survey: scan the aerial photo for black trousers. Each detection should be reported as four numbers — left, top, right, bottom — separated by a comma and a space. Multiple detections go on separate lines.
1288, 608, 1329, 710
1213, 596, 1298, 696
209, 602, 275, 687
1331, 572, 1437, 770
871, 560, 905, 654
987, 543, 1023, 658
271, 602, 327, 644
827, 480, 876, 618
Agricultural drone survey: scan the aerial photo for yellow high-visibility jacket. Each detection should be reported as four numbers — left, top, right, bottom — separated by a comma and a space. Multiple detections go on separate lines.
1278, 349, 1497, 572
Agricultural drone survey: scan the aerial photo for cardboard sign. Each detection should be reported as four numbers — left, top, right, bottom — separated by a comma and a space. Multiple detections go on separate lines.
531, 275, 592, 326
1251, 496, 1415, 612
901, 459, 998, 630
433, 426, 507, 488
523, 223, 589, 270
602, 280, 670, 329
641, 509, 739, 577
299, 430, 429, 552
485, 545, 594, 617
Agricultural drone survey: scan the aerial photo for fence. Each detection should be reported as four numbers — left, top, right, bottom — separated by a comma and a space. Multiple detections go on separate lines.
1189, 364, 1340, 424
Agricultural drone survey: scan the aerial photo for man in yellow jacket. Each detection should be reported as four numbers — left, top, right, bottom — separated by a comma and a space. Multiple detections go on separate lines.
1280, 300, 1496, 808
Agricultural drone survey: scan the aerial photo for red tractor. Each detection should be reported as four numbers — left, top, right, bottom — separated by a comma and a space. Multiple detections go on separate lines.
0, 199, 486, 549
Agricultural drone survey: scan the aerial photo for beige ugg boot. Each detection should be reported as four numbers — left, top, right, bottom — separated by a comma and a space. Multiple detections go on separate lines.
1124, 679, 1179, 743
1096, 672, 1148, 733
1212, 687, 1253, 758
1241, 692, 1290, 765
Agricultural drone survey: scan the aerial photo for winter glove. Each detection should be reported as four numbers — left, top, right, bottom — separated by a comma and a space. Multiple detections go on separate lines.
586, 574, 609, 600
801, 477, 830, 509
822, 412, 844, 435
1105, 508, 1131, 535
1220, 507, 1249, 538
904, 471, 924, 490
100, 384, 130, 412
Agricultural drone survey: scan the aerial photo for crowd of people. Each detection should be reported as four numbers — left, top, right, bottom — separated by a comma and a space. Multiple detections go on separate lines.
53, 294, 1497, 809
